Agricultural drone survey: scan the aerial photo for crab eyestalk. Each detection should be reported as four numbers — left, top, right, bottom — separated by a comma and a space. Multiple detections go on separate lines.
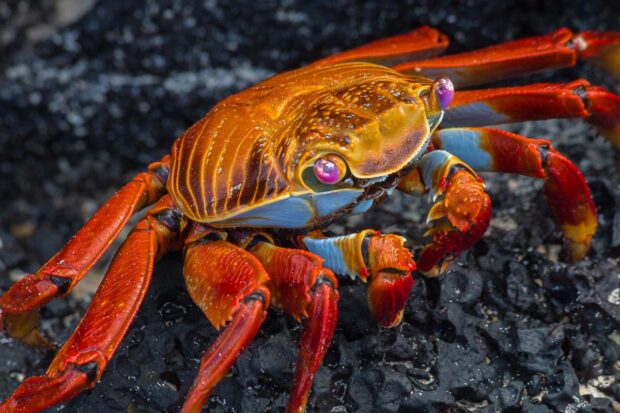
422, 77, 454, 131
434, 77, 455, 110
313, 155, 347, 185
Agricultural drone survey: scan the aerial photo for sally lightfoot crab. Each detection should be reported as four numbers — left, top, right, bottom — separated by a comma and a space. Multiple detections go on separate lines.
1, 27, 619, 413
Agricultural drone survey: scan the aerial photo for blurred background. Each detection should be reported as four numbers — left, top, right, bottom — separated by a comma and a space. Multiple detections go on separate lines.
1, 1, 620, 412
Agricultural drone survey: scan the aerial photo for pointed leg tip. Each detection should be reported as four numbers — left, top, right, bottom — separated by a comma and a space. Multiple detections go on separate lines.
566, 243, 590, 263
0, 368, 89, 413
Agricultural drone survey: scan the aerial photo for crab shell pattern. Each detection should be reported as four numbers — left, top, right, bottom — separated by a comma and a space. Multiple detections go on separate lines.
1, 26, 619, 413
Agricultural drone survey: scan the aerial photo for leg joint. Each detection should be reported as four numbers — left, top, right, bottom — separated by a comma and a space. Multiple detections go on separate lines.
573, 83, 591, 111
48, 275, 72, 295
75, 361, 99, 384
244, 289, 269, 308
311, 275, 336, 291
153, 208, 183, 232
537, 144, 551, 168
152, 165, 170, 185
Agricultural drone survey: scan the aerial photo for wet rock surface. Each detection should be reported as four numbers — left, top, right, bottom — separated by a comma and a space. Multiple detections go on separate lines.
1, 1, 620, 412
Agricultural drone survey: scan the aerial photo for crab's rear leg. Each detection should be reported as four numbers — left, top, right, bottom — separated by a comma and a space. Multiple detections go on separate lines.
180, 234, 270, 413
443, 81, 620, 148
393, 28, 620, 87
0, 196, 182, 413
311, 26, 448, 67
433, 127, 597, 261
0, 156, 169, 327
398, 150, 492, 276
249, 241, 339, 413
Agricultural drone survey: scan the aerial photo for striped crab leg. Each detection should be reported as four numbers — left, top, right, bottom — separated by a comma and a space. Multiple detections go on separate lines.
432, 127, 597, 262
393, 28, 620, 87
302, 230, 416, 328
443, 81, 620, 148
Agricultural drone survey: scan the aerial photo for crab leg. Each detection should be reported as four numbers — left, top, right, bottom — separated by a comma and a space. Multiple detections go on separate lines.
432, 127, 597, 261
0, 196, 182, 413
0, 157, 169, 327
249, 242, 339, 413
301, 230, 416, 327
312, 26, 448, 67
394, 28, 620, 87
442, 80, 620, 147
180, 238, 270, 413
398, 150, 492, 276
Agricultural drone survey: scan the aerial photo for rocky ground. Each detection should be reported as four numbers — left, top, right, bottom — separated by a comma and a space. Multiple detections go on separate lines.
1, 1, 619, 412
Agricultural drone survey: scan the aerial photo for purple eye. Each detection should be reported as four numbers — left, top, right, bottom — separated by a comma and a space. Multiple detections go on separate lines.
313, 157, 342, 184
434, 77, 454, 110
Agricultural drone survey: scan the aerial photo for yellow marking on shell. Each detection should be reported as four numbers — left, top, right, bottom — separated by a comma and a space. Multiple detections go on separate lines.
210, 115, 237, 215
194, 117, 212, 216
185, 122, 202, 215
224, 126, 249, 212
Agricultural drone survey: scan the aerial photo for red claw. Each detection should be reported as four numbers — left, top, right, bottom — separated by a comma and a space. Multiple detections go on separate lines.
419, 170, 492, 276
366, 235, 416, 327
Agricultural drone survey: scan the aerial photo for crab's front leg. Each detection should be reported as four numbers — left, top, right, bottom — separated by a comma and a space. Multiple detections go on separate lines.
398, 150, 492, 276
302, 230, 416, 327
432, 127, 597, 261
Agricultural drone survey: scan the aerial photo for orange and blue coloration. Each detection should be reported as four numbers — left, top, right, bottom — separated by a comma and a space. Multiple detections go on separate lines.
1, 26, 619, 413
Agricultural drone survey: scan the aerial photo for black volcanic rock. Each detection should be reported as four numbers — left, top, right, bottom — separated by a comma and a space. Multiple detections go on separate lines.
1, 1, 620, 412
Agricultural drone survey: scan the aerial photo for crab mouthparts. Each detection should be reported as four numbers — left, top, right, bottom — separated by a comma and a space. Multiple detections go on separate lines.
427, 111, 444, 133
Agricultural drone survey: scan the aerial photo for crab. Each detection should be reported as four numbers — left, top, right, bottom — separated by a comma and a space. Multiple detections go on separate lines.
1, 26, 619, 413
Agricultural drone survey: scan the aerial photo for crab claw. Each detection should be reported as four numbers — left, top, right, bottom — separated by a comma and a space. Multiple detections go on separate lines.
419, 169, 492, 276
366, 234, 416, 327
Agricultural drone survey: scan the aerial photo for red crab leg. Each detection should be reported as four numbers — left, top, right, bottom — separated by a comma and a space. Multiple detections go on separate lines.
394, 28, 620, 87
312, 26, 448, 67
443, 80, 620, 148
181, 238, 270, 413
398, 151, 492, 276
0, 196, 182, 413
302, 230, 415, 327
432, 127, 597, 261
0, 156, 169, 327
250, 242, 339, 413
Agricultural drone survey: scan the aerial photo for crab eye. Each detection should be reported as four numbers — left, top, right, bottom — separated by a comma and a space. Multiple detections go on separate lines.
434, 77, 454, 110
313, 155, 346, 184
